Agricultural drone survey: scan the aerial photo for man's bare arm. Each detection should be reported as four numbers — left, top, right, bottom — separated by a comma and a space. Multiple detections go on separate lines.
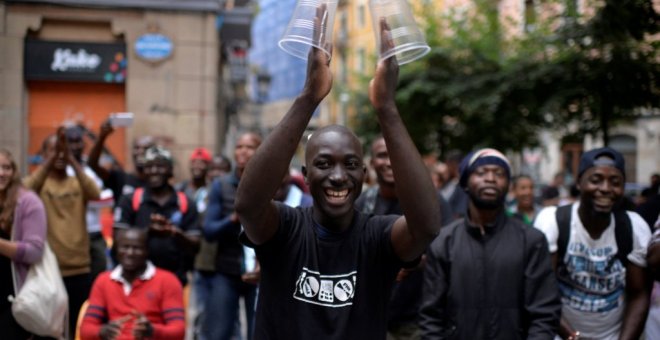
370, 19, 441, 261
88, 120, 114, 180
235, 6, 333, 245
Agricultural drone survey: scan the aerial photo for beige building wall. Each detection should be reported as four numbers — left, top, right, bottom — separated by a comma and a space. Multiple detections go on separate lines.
1, 3, 221, 181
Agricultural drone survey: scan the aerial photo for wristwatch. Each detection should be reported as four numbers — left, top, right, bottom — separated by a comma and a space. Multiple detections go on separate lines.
567, 331, 580, 340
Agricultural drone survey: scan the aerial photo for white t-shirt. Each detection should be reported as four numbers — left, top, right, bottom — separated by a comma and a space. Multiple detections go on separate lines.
534, 202, 651, 340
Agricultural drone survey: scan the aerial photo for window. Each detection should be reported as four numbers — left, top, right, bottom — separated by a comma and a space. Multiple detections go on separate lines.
561, 143, 582, 183
610, 135, 637, 183
340, 11, 348, 34
565, 0, 578, 17
357, 48, 365, 73
340, 57, 348, 83
357, 4, 366, 28
524, 0, 537, 32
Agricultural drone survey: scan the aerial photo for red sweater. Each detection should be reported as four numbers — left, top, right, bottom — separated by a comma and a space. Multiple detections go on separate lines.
80, 267, 185, 340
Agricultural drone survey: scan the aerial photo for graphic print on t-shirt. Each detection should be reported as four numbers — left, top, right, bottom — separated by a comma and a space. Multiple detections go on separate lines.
293, 267, 357, 307
559, 242, 626, 313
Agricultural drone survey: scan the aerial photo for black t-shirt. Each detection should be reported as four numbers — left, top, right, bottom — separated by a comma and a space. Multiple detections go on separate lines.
243, 203, 402, 339
115, 187, 200, 284
105, 169, 146, 207
354, 187, 452, 328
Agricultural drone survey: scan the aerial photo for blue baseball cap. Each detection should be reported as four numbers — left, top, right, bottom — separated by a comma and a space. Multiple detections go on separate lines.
577, 147, 625, 180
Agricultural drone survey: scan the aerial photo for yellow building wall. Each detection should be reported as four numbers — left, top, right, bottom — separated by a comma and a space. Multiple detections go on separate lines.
326, 0, 618, 129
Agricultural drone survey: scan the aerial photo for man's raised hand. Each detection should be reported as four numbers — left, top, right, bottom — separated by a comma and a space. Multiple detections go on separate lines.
301, 4, 333, 104
369, 18, 399, 112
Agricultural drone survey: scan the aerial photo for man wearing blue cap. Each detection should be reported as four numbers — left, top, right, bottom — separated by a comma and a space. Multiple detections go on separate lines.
420, 148, 560, 339
534, 147, 651, 340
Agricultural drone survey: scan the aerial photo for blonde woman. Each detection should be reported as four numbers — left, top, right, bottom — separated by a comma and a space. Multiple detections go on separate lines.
0, 149, 47, 338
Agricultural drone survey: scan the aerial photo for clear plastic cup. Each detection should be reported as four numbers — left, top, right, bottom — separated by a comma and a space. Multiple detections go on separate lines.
279, 0, 338, 60
369, 0, 430, 65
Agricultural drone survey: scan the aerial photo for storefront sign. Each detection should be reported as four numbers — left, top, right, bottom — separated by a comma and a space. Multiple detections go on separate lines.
134, 33, 174, 62
24, 40, 127, 83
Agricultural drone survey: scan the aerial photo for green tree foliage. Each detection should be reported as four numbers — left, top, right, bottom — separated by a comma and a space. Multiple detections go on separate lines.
351, 0, 660, 155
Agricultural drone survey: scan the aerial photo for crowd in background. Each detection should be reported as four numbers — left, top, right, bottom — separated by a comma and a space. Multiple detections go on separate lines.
1, 118, 659, 340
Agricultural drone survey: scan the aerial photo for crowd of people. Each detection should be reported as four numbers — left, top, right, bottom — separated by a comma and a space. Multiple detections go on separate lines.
2, 28, 660, 340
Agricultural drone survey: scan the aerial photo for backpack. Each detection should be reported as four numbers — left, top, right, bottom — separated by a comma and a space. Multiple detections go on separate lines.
10, 243, 69, 339
131, 187, 189, 214
555, 204, 633, 268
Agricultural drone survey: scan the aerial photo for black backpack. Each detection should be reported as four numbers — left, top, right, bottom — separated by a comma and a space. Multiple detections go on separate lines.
555, 204, 633, 268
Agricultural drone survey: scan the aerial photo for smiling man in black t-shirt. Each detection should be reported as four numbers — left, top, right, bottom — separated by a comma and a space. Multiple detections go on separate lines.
234, 19, 442, 339
115, 146, 201, 284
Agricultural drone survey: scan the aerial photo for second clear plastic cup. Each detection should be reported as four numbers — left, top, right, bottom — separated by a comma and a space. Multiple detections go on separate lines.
369, 0, 430, 65
279, 0, 338, 60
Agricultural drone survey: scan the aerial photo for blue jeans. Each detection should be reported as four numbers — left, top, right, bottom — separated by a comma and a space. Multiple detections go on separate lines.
194, 271, 257, 340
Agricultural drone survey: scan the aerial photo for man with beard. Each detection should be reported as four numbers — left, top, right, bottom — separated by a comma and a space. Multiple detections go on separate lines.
201, 132, 262, 340
420, 148, 560, 339
115, 146, 201, 285
88, 119, 155, 204
234, 20, 442, 339
534, 147, 651, 340
355, 136, 452, 339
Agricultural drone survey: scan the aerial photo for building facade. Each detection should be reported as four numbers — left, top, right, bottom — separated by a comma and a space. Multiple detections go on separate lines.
326, 0, 660, 187
1, 0, 224, 180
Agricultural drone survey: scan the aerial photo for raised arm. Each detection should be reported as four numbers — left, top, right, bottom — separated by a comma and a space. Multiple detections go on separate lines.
235, 6, 332, 245
68, 153, 101, 201
22, 157, 52, 194
88, 120, 114, 181
370, 20, 441, 261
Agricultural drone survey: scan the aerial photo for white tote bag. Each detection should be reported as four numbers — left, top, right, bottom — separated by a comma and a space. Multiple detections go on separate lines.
10, 242, 69, 339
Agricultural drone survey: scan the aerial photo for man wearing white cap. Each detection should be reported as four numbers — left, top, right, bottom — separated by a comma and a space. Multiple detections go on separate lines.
420, 148, 561, 339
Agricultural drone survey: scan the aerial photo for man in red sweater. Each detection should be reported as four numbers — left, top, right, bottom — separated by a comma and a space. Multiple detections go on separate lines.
80, 228, 185, 340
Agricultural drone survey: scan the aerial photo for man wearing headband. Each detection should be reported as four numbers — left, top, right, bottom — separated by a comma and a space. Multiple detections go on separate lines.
420, 148, 560, 339
534, 147, 651, 340
115, 145, 201, 285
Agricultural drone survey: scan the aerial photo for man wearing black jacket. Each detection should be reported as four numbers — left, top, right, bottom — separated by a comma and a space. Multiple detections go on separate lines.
420, 148, 560, 339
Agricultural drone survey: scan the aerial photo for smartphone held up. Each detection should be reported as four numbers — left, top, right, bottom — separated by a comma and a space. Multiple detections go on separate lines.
109, 112, 134, 128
